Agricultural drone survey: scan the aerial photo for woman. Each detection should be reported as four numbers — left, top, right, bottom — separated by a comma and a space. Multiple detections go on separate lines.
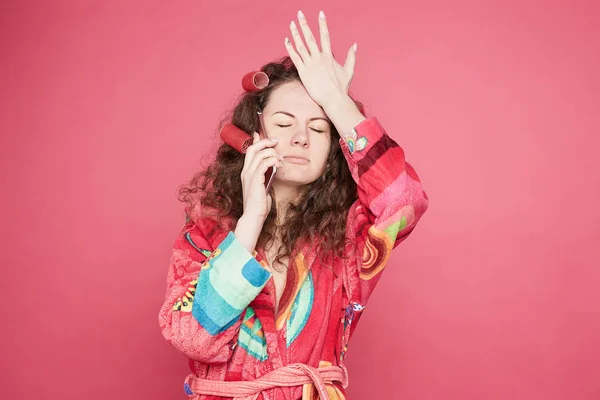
159, 10, 429, 400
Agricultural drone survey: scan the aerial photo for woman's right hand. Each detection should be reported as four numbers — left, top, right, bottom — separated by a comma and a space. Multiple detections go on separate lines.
240, 132, 283, 222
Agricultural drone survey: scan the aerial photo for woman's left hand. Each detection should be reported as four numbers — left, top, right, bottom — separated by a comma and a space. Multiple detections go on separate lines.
285, 10, 357, 109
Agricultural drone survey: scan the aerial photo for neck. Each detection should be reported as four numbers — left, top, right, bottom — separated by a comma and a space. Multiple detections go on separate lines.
272, 182, 300, 223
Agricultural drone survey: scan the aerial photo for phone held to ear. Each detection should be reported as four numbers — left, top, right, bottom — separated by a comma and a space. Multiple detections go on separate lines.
219, 123, 276, 192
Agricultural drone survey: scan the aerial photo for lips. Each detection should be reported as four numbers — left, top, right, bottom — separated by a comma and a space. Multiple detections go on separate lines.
284, 156, 309, 164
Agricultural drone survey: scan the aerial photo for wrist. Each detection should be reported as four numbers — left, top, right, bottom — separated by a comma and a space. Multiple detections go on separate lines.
322, 94, 366, 138
234, 214, 264, 253
321, 92, 352, 111
239, 212, 267, 227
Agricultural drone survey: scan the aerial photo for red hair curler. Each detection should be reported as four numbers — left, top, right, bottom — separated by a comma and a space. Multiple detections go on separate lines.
219, 123, 253, 154
242, 71, 269, 92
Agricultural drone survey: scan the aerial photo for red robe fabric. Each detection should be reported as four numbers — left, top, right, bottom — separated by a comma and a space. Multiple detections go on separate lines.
159, 117, 429, 399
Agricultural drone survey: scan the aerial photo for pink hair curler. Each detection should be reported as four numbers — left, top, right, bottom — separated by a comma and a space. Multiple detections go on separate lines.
242, 71, 269, 92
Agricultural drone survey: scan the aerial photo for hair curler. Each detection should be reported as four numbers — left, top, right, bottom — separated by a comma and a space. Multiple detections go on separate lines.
219, 123, 253, 154
242, 71, 269, 92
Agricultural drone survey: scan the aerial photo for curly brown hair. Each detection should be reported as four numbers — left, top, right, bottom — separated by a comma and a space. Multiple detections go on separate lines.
179, 56, 365, 269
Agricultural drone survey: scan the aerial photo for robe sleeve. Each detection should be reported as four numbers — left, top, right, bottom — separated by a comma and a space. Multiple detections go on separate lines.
341, 117, 429, 326
158, 218, 271, 364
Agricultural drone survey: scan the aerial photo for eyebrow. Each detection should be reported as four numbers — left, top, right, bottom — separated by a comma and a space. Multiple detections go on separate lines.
272, 111, 331, 124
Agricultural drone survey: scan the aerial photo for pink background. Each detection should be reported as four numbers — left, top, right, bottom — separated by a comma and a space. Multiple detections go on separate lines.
1, 0, 599, 399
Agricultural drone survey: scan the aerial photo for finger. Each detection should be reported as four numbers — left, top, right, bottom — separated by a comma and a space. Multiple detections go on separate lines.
246, 149, 282, 177
296, 10, 320, 55
318, 11, 332, 55
248, 155, 283, 185
246, 137, 279, 157
290, 20, 310, 61
243, 137, 278, 171
257, 156, 283, 175
344, 43, 357, 76
285, 37, 304, 69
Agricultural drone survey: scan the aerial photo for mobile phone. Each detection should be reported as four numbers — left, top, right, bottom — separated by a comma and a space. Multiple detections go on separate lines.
256, 109, 276, 192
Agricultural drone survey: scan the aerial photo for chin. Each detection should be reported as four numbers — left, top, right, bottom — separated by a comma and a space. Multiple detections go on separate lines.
274, 178, 317, 187
274, 167, 323, 187
274, 174, 319, 187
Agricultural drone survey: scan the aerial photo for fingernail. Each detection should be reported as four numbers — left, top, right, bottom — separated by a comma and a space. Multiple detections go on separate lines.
291, 21, 296, 30
298, 10, 305, 19
354, 43, 358, 51
271, 138, 279, 142
278, 154, 283, 160
319, 11, 325, 19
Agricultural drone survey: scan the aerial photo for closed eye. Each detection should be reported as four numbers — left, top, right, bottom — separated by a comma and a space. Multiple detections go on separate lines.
276, 124, 325, 133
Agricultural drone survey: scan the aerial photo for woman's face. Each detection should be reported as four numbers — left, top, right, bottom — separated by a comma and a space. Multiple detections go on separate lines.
261, 81, 332, 188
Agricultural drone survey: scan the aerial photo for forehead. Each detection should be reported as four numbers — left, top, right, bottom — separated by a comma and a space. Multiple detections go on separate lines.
264, 81, 326, 117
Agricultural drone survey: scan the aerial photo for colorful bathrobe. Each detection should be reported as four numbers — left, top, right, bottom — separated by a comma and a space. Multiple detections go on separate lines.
159, 117, 429, 400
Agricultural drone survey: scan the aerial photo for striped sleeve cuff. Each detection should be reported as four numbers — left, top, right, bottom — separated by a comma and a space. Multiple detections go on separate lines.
192, 231, 271, 335
339, 117, 388, 161
339, 117, 404, 182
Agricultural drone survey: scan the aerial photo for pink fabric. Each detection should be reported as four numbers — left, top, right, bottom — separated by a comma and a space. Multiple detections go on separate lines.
184, 363, 348, 400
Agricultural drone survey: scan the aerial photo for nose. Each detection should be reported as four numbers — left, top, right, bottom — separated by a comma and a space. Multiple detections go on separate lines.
291, 126, 310, 148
